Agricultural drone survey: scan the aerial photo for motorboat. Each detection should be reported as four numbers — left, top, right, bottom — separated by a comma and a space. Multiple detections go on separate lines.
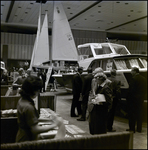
53, 42, 147, 99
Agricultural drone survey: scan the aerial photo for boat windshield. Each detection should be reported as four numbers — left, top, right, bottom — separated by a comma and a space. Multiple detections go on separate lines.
94, 43, 112, 55
110, 43, 129, 54
77, 45, 93, 59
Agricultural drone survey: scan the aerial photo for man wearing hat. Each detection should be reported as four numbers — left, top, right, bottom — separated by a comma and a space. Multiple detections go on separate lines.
70, 67, 83, 117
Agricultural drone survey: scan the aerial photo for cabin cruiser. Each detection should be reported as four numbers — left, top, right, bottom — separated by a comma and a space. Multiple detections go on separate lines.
53, 42, 147, 100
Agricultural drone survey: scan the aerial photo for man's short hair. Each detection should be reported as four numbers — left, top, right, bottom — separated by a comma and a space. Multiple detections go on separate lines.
132, 66, 139, 73
78, 67, 83, 72
111, 69, 116, 76
87, 67, 92, 73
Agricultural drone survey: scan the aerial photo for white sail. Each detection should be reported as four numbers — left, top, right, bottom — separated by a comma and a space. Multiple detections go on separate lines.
52, 1, 78, 61
33, 11, 49, 66
29, 4, 41, 69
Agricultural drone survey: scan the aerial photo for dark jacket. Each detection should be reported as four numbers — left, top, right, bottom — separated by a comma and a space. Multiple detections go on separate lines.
1, 74, 8, 85
110, 76, 121, 100
82, 73, 93, 96
127, 73, 146, 104
72, 73, 83, 95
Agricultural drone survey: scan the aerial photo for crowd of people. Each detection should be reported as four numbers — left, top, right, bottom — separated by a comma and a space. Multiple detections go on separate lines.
1, 66, 49, 96
70, 66, 146, 135
1, 64, 146, 142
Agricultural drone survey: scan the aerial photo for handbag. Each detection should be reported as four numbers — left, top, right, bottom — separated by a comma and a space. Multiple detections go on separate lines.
87, 93, 106, 112
94, 94, 106, 104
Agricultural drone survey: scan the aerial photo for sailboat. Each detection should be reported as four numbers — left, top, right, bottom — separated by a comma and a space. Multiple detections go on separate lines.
29, 1, 79, 87
29, 10, 49, 69
51, 1, 78, 64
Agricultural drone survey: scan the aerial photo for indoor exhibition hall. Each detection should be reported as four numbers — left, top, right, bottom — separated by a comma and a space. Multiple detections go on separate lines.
1, 1, 147, 149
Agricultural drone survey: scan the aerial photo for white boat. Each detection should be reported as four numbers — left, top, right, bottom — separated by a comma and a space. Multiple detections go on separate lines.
53, 42, 147, 100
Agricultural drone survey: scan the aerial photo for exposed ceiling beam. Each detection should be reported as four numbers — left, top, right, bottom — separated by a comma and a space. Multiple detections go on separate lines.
106, 16, 147, 31
5, 1, 15, 22
68, 1, 102, 22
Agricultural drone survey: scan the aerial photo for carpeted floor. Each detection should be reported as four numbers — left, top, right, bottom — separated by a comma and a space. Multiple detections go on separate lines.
41, 87, 147, 149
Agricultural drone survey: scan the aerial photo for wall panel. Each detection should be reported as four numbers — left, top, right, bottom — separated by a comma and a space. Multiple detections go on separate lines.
1, 32, 147, 65
1, 44, 3, 58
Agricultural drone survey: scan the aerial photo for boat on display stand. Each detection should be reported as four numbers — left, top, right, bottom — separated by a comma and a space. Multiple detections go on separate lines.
53, 42, 147, 100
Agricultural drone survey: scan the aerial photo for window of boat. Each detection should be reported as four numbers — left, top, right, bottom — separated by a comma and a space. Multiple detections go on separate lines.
89, 60, 101, 72
77, 46, 93, 59
94, 44, 112, 55
110, 44, 128, 54
140, 58, 147, 68
114, 58, 144, 70
101, 59, 115, 71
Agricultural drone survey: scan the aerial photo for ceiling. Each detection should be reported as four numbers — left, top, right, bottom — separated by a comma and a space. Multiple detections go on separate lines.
1, 1, 147, 35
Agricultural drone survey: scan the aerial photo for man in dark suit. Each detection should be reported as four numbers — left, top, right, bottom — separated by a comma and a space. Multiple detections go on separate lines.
70, 67, 83, 117
77, 67, 93, 121
41, 70, 47, 92
126, 66, 147, 133
107, 69, 121, 132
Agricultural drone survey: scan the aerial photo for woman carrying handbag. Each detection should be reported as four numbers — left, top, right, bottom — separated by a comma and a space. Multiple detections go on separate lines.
88, 72, 113, 134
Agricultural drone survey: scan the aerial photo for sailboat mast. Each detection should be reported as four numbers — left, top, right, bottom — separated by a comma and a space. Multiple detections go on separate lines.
29, 2, 42, 70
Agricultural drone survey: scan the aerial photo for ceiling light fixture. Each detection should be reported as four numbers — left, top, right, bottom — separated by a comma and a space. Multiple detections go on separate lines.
96, 20, 103, 22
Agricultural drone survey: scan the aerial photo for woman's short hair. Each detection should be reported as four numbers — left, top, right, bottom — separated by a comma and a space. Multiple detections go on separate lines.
92, 67, 103, 75
19, 76, 43, 97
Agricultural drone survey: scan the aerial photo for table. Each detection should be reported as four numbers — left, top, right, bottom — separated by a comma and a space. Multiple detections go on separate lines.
39, 108, 90, 138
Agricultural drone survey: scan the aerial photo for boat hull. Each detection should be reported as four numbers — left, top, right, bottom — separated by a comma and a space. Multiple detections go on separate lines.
52, 74, 65, 87
60, 70, 147, 100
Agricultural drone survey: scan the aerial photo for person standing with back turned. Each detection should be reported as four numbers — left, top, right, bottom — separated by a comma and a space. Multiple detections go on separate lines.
77, 67, 93, 121
107, 69, 121, 132
126, 66, 146, 133
70, 67, 83, 117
